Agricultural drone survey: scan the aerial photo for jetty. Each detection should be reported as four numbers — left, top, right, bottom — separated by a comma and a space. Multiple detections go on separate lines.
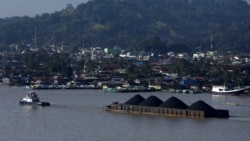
104, 95, 229, 118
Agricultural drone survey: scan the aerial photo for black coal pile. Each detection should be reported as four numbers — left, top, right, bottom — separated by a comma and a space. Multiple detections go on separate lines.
124, 94, 145, 105
187, 100, 217, 117
139, 95, 163, 107
159, 96, 188, 109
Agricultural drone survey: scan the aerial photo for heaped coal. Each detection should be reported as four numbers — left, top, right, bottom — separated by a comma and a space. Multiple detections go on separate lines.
187, 100, 217, 117
159, 96, 188, 109
124, 94, 145, 105
139, 95, 163, 107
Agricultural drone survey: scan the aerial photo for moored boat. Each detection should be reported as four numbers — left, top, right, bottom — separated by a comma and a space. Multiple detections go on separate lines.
104, 86, 160, 93
19, 91, 50, 106
211, 85, 250, 95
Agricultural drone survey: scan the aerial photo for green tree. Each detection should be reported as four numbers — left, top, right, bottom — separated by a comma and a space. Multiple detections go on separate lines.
168, 58, 192, 77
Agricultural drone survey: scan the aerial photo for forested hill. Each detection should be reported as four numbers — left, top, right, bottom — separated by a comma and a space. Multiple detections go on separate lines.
0, 0, 250, 53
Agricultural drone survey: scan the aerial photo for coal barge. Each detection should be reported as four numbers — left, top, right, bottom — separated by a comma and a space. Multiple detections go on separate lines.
104, 95, 229, 118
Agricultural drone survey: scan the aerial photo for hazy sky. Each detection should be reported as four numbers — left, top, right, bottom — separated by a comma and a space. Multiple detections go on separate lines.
0, 0, 88, 18
0, 0, 249, 18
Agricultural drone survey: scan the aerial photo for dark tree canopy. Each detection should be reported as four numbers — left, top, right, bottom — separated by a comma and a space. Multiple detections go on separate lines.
0, 0, 250, 53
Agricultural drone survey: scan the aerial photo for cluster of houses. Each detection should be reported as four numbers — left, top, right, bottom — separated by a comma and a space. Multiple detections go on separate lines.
1, 45, 250, 93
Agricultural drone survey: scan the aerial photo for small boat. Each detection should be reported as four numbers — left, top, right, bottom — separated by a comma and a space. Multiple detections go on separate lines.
104, 87, 118, 93
19, 91, 50, 106
226, 101, 238, 106
212, 85, 250, 95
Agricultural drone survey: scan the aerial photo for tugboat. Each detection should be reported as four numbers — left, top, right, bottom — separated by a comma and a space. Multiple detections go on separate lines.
19, 91, 50, 106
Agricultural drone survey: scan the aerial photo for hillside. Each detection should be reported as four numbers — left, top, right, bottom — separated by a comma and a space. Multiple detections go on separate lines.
0, 0, 250, 53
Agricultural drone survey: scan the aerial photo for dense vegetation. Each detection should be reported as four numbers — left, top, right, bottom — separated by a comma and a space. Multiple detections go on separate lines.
0, 0, 250, 53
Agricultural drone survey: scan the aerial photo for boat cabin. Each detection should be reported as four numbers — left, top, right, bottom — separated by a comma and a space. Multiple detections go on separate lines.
23, 91, 40, 102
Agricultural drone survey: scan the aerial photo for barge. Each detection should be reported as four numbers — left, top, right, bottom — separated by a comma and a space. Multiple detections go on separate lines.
104, 95, 229, 118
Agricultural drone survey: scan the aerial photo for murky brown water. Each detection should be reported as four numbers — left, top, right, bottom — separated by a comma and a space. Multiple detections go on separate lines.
1, 85, 250, 141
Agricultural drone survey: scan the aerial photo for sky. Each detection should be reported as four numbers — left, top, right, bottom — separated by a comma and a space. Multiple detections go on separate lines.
0, 0, 89, 18
0, 0, 249, 18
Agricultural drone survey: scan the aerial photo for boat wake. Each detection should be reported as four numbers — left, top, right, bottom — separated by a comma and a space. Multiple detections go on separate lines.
229, 116, 250, 122
49, 104, 100, 110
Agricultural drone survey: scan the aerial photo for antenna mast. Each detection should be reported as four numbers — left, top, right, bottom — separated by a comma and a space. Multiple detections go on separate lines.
34, 27, 37, 48
210, 35, 213, 51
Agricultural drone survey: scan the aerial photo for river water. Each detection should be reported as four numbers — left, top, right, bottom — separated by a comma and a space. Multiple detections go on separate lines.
1, 85, 250, 141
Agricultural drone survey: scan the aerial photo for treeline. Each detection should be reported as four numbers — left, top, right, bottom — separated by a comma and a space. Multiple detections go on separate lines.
0, 0, 250, 53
